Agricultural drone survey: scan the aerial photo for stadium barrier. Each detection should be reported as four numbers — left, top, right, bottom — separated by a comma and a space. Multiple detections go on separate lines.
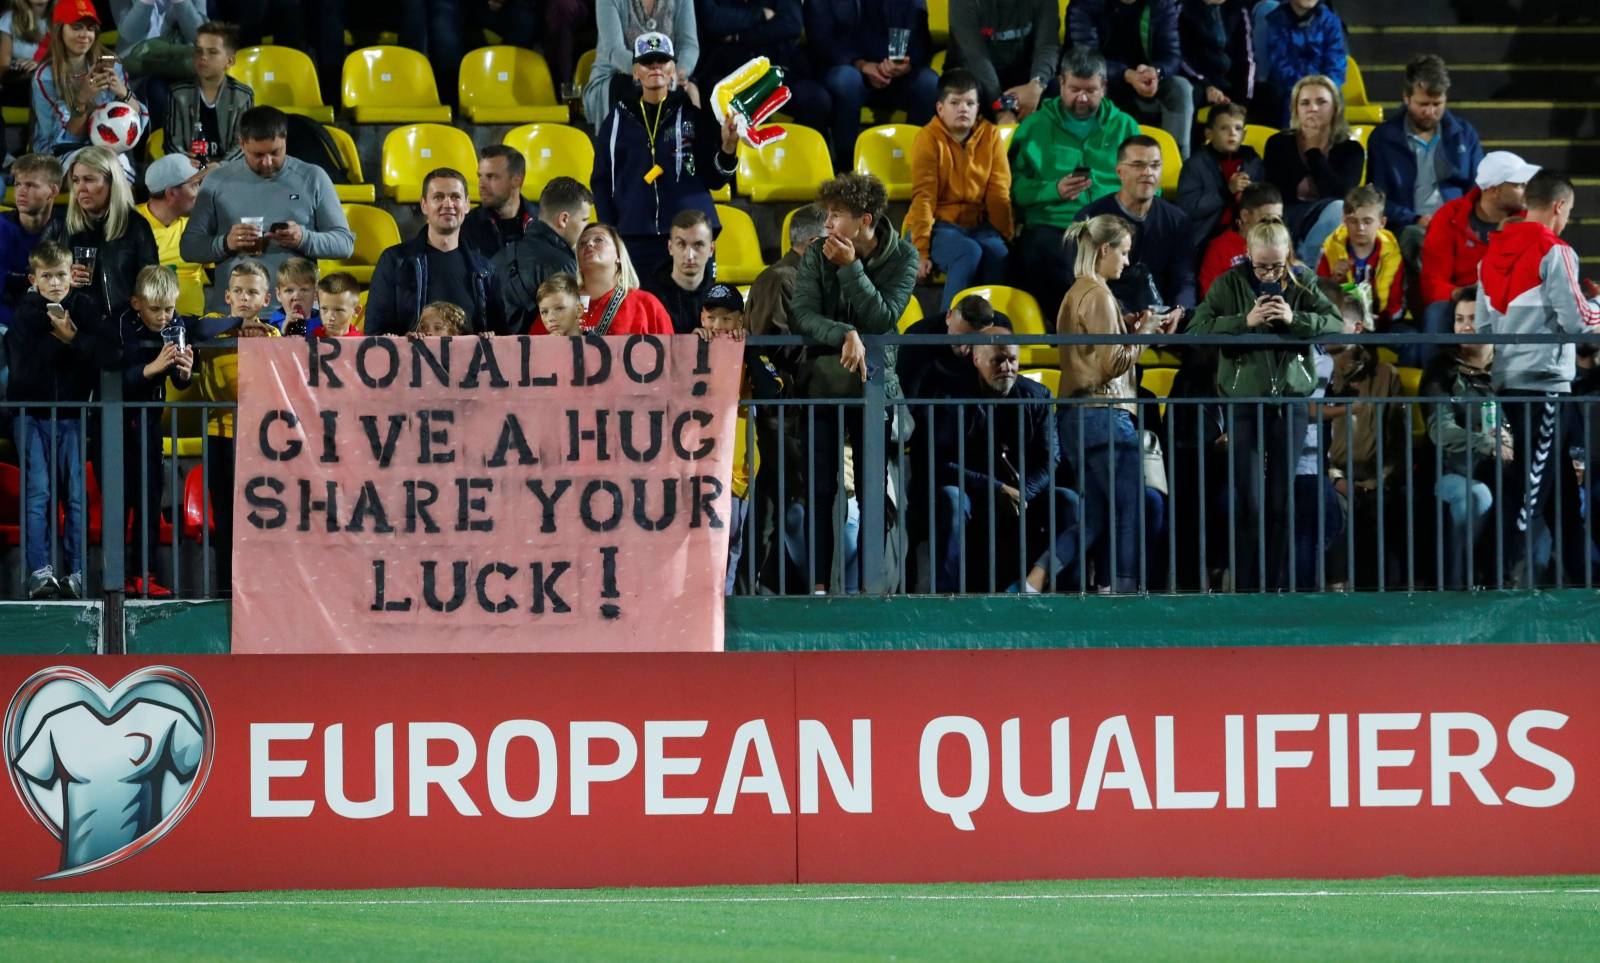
1, 646, 1594, 891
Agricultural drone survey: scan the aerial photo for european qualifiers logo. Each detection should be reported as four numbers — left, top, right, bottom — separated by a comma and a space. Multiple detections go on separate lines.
4, 666, 215, 879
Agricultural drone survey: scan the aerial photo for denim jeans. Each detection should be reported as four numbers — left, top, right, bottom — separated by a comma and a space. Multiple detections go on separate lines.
930, 221, 1009, 310
1296, 200, 1345, 267
1437, 473, 1493, 587
822, 63, 938, 172
1059, 406, 1141, 590
1293, 473, 1345, 590
933, 484, 1084, 592
18, 414, 85, 576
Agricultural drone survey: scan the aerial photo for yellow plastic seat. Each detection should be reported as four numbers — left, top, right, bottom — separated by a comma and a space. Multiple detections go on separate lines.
930, 49, 946, 75
1138, 124, 1182, 194
503, 123, 595, 199
2, 105, 29, 127
231, 46, 335, 124
736, 124, 833, 203
1138, 348, 1183, 367
323, 124, 378, 203
712, 204, 766, 285
575, 48, 596, 90
951, 285, 1053, 366
1349, 124, 1375, 181
711, 184, 731, 202
853, 124, 918, 201
458, 46, 568, 124
1342, 57, 1384, 126
147, 128, 165, 161
997, 123, 1016, 150
161, 376, 206, 458
382, 124, 480, 203
1398, 365, 1427, 436
1243, 123, 1277, 159
897, 296, 925, 333
177, 272, 206, 318
343, 46, 451, 124
319, 204, 401, 285
928, 0, 949, 44
779, 205, 804, 257
1021, 368, 1061, 396
1140, 367, 1178, 417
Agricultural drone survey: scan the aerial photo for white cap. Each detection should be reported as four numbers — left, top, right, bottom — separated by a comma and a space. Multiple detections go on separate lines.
1475, 151, 1540, 190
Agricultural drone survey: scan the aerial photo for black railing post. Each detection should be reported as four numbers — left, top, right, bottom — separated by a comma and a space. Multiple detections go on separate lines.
860, 338, 888, 594
99, 371, 125, 654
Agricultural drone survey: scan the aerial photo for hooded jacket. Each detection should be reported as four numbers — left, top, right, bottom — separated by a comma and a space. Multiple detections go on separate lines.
365, 230, 508, 336
1475, 219, 1600, 393
1365, 108, 1484, 228
1174, 143, 1264, 249
593, 89, 735, 240
789, 217, 919, 402
1317, 225, 1405, 324
905, 116, 1014, 260
1186, 263, 1344, 397
1009, 95, 1141, 230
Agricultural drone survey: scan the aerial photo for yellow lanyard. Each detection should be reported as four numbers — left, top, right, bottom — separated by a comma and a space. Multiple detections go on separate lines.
640, 98, 667, 183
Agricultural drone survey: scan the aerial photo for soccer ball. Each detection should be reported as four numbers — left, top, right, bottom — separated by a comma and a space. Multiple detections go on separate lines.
89, 103, 143, 153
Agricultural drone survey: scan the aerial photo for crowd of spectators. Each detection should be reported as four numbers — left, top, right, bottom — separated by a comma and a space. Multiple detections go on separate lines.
0, 0, 1598, 603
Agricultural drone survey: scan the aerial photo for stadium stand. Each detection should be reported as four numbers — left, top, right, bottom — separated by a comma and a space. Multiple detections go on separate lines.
230, 46, 336, 124
342, 46, 452, 124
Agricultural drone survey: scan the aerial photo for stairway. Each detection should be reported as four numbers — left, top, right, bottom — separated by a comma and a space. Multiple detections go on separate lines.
1336, 0, 1600, 264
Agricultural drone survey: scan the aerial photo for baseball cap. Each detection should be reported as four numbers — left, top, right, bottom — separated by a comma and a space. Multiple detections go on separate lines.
633, 32, 675, 64
145, 154, 200, 195
52, 0, 98, 25
1476, 151, 1540, 190
702, 283, 743, 313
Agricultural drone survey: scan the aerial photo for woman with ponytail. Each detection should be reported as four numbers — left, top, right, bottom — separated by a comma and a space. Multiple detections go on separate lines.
1057, 214, 1172, 593
1187, 219, 1343, 590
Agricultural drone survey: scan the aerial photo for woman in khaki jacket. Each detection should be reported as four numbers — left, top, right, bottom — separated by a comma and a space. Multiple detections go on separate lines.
1057, 214, 1169, 592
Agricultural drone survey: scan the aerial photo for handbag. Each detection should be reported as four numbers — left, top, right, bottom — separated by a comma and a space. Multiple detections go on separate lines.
1141, 430, 1168, 496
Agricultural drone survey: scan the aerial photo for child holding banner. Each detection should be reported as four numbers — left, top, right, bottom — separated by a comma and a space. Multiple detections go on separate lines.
194, 259, 279, 593
313, 273, 364, 338
698, 282, 783, 594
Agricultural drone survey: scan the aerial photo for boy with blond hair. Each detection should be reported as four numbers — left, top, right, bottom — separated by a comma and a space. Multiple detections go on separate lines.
267, 256, 320, 335
313, 272, 364, 337
120, 266, 195, 597
534, 273, 584, 336
1317, 184, 1405, 329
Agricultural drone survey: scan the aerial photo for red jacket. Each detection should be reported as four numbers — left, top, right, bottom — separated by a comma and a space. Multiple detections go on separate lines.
1420, 188, 1501, 305
1198, 231, 1247, 297
525, 288, 674, 336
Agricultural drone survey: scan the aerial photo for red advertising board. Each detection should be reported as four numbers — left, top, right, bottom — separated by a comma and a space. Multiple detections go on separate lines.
2, 646, 1596, 891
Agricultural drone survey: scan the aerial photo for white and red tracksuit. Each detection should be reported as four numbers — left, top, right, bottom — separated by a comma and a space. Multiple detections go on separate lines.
1475, 219, 1600, 567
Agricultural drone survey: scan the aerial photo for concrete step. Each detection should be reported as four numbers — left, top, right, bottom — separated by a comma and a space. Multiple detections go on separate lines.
1348, 25, 1600, 63
1481, 140, 1600, 174
1360, 64, 1600, 102
1440, 102, 1600, 141
1330, 0, 1463, 27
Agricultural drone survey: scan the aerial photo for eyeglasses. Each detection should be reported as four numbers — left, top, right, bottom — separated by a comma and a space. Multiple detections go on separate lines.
1251, 262, 1286, 276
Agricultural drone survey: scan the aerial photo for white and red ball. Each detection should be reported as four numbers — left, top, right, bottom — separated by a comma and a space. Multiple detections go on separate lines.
88, 103, 142, 154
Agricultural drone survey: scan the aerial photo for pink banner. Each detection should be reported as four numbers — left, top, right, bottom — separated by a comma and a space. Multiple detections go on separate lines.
232, 336, 742, 653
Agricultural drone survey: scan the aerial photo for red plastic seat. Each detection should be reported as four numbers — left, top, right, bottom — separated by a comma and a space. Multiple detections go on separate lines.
0, 463, 20, 546
181, 465, 217, 542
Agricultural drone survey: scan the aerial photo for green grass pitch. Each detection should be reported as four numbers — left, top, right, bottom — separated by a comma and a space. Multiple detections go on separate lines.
2, 876, 1597, 961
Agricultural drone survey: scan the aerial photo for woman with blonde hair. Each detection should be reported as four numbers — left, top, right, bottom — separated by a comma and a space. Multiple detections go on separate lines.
1263, 74, 1364, 265
527, 222, 673, 334
31, 0, 145, 158
65, 144, 157, 316
1187, 219, 1343, 590
1058, 213, 1172, 593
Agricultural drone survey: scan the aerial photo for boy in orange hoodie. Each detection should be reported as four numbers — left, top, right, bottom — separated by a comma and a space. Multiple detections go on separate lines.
905, 68, 1014, 310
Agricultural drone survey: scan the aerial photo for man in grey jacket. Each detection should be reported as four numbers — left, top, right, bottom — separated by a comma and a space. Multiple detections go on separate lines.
1476, 170, 1600, 584
180, 106, 354, 313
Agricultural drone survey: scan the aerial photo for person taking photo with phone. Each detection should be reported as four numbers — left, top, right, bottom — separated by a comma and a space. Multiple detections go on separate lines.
32, 0, 146, 160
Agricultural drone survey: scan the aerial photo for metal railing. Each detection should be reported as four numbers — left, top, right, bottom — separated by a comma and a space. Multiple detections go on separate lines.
3, 332, 1597, 620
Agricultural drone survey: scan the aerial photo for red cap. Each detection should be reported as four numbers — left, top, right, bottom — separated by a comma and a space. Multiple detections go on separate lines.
52, 0, 99, 26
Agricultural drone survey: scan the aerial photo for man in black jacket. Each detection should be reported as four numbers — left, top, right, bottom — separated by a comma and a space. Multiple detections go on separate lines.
641, 209, 718, 334
493, 176, 593, 331
462, 145, 535, 261
366, 168, 508, 336
931, 335, 1084, 592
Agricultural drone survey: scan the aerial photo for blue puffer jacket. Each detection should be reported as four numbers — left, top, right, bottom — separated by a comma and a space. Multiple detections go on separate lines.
593, 89, 735, 239
1069, 0, 1183, 79
1264, 3, 1346, 91
1365, 108, 1484, 228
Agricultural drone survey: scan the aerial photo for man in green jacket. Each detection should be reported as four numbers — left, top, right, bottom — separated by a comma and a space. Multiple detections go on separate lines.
790, 172, 918, 593
1009, 45, 1141, 318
